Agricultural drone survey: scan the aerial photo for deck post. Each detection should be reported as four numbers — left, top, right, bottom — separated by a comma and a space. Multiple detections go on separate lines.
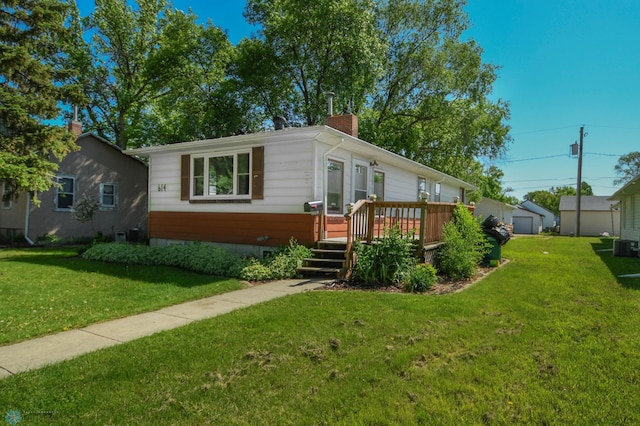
344, 212, 353, 270
419, 200, 427, 248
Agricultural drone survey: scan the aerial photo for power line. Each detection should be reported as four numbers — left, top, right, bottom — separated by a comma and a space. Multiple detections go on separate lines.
503, 152, 622, 163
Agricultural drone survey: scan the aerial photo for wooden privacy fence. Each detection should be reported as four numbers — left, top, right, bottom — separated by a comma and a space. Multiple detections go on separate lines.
344, 200, 474, 269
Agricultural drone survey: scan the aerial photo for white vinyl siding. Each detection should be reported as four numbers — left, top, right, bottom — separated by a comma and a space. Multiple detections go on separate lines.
147, 139, 315, 213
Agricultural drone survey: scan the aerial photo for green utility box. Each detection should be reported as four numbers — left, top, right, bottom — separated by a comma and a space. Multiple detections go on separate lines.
484, 235, 502, 264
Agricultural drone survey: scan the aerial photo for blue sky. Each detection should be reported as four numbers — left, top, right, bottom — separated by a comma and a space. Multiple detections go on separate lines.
76, 0, 640, 200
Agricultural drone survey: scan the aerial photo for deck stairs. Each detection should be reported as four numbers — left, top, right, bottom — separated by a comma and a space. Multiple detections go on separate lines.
297, 240, 348, 279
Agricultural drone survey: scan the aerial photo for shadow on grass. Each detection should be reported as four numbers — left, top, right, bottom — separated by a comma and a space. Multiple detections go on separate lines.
591, 238, 640, 290
1, 248, 229, 288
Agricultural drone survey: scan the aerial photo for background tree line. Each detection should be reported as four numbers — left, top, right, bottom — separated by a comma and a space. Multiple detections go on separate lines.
3, 0, 637, 203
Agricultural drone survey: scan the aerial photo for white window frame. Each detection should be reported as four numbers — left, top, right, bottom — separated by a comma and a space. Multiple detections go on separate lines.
418, 177, 427, 201
327, 159, 344, 215
190, 151, 251, 199
100, 182, 118, 209
373, 170, 385, 201
353, 160, 369, 202
55, 175, 76, 211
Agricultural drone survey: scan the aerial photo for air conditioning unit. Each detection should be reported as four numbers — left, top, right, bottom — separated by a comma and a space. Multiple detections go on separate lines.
614, 240, 639, 257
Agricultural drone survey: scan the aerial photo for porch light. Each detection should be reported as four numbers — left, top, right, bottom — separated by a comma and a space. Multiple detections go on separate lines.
420, 192, 429, 201
369, 194, 377, 201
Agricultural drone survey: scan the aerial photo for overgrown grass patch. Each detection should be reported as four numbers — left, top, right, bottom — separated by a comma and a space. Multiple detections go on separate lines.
2, 237, 640, 424
0, 247, 243, 345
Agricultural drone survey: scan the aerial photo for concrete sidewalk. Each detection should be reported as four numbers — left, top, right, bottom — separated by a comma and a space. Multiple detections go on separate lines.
0, 279, 328, 379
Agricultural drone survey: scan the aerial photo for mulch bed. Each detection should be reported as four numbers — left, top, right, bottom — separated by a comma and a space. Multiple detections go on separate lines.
315, 260, 506, 295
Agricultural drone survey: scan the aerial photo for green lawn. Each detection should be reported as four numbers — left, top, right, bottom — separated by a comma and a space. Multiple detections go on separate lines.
2, 237, 640, 424
0, 247, 243, 345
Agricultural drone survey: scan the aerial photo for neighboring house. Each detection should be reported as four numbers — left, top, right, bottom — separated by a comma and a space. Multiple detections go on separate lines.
609, 176, 640, 243
559, 195, 620, 237
127, 113, 476, 256
512, 205, 544, 234
519, 199, 557, 230
0, 125, 148, 244
474, 197, 515, 225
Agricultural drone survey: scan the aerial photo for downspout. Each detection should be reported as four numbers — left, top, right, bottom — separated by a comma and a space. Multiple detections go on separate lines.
24, 195, 34, 245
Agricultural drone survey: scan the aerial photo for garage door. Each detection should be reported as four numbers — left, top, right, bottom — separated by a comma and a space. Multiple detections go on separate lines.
513, 216, 533, 234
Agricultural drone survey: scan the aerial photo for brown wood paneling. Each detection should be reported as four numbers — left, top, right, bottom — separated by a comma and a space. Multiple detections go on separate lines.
252, 146, 264, 200
149, 211, 317, 246
325, 216, 348, 238
180, 154, 190, 201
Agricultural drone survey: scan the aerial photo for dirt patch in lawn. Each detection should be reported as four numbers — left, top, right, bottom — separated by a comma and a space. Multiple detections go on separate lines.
317, 259, 508, 295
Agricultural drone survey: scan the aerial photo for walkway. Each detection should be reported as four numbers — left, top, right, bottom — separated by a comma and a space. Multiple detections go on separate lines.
0, 279, 328, 379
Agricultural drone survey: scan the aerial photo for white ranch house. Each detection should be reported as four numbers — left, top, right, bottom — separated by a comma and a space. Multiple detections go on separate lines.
127, 114, 476, 257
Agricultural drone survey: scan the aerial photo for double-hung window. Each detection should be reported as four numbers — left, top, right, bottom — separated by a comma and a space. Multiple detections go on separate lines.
191, 152, 251, 198
100, 183, 118, 209
55, 176, 75, 210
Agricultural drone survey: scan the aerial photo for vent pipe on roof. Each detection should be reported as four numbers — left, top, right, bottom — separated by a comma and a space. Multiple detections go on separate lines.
274, 116, 287, 130
326, 91, 335, 116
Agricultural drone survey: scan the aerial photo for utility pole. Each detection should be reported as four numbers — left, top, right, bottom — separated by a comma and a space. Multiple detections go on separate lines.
575, 126, 584, 237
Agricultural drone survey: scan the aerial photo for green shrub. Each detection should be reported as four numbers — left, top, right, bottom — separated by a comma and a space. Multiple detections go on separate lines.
351, 225, 417, 286
436, 204, 490, 280
82, 242, 248, 278
239, 258, 273, 281
240, 238, 312, 281
404, 263, 438, 292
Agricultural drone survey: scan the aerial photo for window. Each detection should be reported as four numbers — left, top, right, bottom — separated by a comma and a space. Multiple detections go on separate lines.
1, 182, 11, 209
418, 177, 427, 200
191, 152, 251, 198
100, 183, 118, 208
374, 171, 385, 201
435, 182, 441, 202
327, 160, 344, 214
55, 176, 75, 210
354, 164, 368, 201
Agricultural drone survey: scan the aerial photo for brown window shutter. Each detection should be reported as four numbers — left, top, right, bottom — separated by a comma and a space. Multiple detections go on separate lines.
180, 154, 190, 200
252, 146, 264, 200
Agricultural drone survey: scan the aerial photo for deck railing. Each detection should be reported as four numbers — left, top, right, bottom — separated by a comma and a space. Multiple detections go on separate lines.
344, 201, 473, 270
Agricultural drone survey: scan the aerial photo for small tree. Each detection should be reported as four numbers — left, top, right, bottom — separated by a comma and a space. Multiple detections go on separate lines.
436, 204, 490, 280
72, 194, 100, 235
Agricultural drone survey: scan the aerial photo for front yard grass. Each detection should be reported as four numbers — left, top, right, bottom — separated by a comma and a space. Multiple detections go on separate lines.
0, 247, 243, 345
2, 237, 640, 424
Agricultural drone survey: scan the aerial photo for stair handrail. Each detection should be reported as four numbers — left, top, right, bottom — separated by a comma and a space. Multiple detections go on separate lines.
343, 199, 371, 271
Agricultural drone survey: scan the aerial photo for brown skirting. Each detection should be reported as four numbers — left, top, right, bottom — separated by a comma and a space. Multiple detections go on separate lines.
148, 211, 322, 247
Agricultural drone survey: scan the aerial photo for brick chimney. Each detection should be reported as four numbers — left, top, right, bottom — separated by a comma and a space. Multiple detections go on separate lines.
67, 106, 82, 136
324, 113, 358, 139
323, 92, 358, 138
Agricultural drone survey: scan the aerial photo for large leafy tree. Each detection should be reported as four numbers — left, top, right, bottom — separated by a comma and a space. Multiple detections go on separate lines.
614, 152, 640, 186
139, 16, 259, 144
0, 0, 83, 202
76, 0, 257, 148
75, 0, 181, 149
360, 0, 510, 177
242, 0, 510, 178
243, 0, 385, 126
